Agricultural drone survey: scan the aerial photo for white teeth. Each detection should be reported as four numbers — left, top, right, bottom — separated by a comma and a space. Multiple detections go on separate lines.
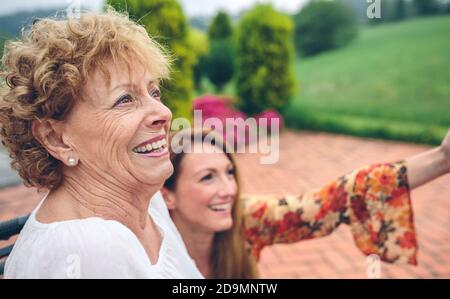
134, 139, 166, 153
208, 203, 231, 211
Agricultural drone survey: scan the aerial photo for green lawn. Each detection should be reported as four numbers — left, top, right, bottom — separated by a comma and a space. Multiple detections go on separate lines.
284, 16, 450, 145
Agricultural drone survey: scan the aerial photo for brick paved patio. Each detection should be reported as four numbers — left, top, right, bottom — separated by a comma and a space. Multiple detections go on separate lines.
1, 130, 449, 278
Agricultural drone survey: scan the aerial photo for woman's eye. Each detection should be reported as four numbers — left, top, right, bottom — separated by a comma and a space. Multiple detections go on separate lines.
200, 173, 213, 182
227, 168, 235, 176
150, 89, 161, 99
114, 94, 134, 107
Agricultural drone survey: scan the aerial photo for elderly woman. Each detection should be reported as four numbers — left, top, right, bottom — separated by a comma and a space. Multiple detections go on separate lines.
0, 10, 203, 278
162, 129, 450, 278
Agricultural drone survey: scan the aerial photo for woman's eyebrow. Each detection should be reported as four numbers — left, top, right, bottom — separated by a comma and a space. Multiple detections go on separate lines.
194, 168, 217, 176
109, 83, 133, 94
194, 164, 233, 176
110, 80, 158, 94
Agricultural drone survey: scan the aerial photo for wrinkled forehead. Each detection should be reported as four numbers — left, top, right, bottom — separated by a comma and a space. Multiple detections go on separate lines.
81, 58, 157, 103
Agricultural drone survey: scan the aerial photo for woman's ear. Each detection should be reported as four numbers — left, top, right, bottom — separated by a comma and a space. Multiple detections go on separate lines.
161, 187, 177, 210
32, 118, 76, 166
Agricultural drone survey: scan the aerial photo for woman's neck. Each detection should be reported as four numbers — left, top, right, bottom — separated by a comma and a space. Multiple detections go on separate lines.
39, 172, 160, 235
172, 216, 214, 278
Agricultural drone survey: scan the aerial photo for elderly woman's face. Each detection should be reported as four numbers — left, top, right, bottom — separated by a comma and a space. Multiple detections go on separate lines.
62, 60, 173, 189
168, 144, 237, 233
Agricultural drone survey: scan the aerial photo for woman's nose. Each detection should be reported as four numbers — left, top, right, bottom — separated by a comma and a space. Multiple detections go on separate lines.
219, 177, 237, 198
143, 99, 172, 130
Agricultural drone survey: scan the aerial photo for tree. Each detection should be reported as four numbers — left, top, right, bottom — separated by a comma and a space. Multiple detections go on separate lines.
394, 0, 407, 20
0, 31, 11, 59
204, 39, 234, 92
188, 29, 209, 90
208, 11, 233, 40
235, 5, 295, 115
107, 0, 195, 119
294, 0, 358, 56
413, 0, 439, 16
205, 11, 234, 92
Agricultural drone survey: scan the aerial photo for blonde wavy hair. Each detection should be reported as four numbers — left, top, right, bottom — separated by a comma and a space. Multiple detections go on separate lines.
0, 8, 170, 190
164, 129, 259, 278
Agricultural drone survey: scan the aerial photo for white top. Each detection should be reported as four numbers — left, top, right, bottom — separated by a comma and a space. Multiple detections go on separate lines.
4, 192, 204, 279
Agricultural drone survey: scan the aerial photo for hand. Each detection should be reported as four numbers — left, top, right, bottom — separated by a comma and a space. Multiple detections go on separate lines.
440, 129, 450, 173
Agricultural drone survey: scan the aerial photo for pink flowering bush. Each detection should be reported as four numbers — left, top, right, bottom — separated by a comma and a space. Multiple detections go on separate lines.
193, 95, 247, 148
192, 95, 284, 147
254, 109, 284, 134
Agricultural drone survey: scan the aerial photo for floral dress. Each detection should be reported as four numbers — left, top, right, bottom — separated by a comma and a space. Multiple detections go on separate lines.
242, 161, 418, 265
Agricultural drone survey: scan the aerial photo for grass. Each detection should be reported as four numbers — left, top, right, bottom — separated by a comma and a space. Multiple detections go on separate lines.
284, 16, 450, 145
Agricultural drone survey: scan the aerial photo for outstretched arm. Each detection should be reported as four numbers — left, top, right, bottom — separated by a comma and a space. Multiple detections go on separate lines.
242, 129, 450, 264
406, 130, 450, 189
242, 162, 415, 263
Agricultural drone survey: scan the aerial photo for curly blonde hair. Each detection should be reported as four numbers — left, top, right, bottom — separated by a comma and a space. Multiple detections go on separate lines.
0, 8, 170, 190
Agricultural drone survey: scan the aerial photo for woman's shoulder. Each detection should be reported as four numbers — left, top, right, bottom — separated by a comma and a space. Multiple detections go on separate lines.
5, 216, 148, 278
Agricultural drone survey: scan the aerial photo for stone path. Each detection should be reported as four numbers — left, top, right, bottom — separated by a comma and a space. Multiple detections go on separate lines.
1, 130, 449, 278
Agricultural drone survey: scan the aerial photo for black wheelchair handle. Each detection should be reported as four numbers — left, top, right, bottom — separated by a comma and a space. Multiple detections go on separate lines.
0, 215, 30, 241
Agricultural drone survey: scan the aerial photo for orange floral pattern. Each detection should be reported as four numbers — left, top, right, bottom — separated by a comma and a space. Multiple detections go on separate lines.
242, 161, 418, 265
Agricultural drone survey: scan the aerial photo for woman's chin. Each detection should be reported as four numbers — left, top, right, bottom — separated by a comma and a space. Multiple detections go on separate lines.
213, 220, 234, 233
163, 161, 174, 178
134, 161, 173, 187
151, 157, 173, 173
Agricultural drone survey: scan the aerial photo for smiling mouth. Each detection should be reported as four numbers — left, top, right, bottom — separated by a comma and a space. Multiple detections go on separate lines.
208, 203, 232, 212
133, 138, 167, 154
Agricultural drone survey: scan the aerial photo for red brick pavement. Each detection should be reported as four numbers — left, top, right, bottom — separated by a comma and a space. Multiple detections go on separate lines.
1, 130, 449, 278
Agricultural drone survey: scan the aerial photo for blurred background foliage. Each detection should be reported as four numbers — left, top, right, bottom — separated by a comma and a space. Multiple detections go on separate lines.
108, 0, 195, 120
234, 4, 295, 115
1, 0, 449, 144
293, 0, 358, 57
204, 11, 234, 93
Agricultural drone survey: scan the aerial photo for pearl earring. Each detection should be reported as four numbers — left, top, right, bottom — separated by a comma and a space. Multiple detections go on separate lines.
68, 157, 77, 166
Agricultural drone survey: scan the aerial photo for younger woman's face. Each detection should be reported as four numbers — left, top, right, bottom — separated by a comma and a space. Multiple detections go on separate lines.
165, 143, 237, 234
